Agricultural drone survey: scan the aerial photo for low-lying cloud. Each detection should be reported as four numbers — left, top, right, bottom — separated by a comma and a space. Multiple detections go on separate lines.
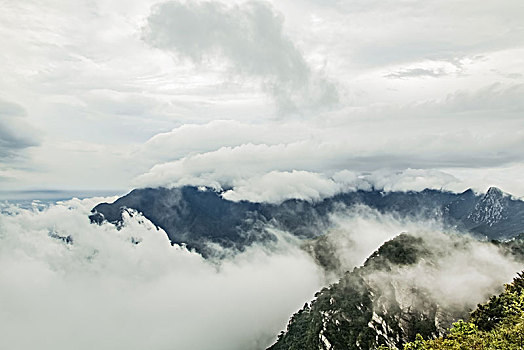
0, 198, 323, 350
1, 196, 522, 350
130, 90, 524, 200
365, 230, 522, 311
306, 205, 523, 311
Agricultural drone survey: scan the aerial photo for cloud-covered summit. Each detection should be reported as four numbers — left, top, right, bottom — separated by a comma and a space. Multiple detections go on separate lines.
132, 112, 524, 202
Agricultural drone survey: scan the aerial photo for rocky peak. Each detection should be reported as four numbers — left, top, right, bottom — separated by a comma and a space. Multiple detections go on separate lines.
485, 186, 504, 198
467, 187, 507, 227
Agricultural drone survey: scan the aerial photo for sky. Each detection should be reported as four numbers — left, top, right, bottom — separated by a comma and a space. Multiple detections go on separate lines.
1, 0, 524, 200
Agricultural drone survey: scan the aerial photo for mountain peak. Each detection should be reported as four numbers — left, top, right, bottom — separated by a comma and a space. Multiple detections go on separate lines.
467, 186, 508, 227
486, 186, 504, 197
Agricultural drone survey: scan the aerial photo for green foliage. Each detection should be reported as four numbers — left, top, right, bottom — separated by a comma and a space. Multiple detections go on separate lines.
471, 271, 524, 331
302, 235, 342, 273
270, 303, 321, 350
269, 271, 378, 350
271, 232, 524, 350
363, 234, 429, 270
269, 234, 448, 350
401, 272, 524, 350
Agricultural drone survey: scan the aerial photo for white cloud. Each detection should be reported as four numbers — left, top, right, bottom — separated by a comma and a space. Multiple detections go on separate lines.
306, 0, 524, 68
367, 230, 522, 311
137, 119, 313, 163
312, 206, 522, 310
220, 169, 461, 204
366, 169, 459, 193
439, 82, 524, 113
2, 2, 524, 348
385, 60, 465, 79
1, 0, 524, 195
0, 198, 323, 350
132, 110, 524, 200
1, 194, 521, 350
222, 170, 341, 203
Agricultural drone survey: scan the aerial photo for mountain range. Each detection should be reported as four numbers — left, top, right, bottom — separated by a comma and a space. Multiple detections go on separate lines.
88, 185, 524, 349
90, 186, 524, 255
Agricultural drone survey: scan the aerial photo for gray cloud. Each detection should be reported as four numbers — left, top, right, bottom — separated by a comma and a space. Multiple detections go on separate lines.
1, 0, 523, 192
142, 0, 338, 112
324, 210, 522, 311
1, 185, 521, 350
317, 205, 522, 299
130, 79, 524, 199
0, 98, 41, 160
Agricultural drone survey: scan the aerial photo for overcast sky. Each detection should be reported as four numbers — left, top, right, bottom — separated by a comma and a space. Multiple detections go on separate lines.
1, 0, 524, 199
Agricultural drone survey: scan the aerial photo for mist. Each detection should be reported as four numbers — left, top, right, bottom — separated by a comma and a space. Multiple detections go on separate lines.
368, 231, 523, 310
312, 205, 522, 312
1, 197, 522, 350
0, 198, 323, 350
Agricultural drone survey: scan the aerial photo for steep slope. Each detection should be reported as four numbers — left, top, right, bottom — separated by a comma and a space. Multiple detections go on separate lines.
462, 187, 524, 239
268, 234, 465, 350
401, 271, 524, 350
90, 187, 270, 254
268, 234, 524, 350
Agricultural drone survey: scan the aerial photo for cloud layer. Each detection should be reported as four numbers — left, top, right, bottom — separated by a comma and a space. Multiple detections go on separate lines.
132, 112, 524, 202
1, 197, 521, 350
1, 0, 523, 195
0, 98, 40, 161
0, 198, 323, 350
320, 206, 522, 308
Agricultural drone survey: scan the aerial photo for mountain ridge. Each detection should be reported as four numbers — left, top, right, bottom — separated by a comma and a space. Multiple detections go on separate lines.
268, 233, 524, 350
89, 186, 524, 255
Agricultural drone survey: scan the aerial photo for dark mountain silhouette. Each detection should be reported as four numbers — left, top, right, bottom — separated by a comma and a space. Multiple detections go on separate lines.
90, 186, 524, 255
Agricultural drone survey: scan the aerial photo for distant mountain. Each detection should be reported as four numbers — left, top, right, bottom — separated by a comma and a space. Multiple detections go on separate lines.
460, 187, 524, 238
268, 234, 524, 350
87, 186, 524, 349
90, 186, 524, 255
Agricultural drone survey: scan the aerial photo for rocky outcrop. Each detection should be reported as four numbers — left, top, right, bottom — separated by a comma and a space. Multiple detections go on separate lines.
268, 234, 471, 350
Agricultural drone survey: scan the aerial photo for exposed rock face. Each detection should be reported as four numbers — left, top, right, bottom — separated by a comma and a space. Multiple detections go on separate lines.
269, 233, 524, 350
269, 235, 471, 350
469, 187, 506, 226
462, 187, 524, 238
90, 186, 524, 254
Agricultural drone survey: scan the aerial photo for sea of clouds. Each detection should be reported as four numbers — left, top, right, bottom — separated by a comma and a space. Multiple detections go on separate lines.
1, 196, 522, 350
0, 197, 323, 350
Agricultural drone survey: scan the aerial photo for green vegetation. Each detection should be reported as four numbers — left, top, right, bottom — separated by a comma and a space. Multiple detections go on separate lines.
269, 234, 460, 350
401, 272, 524, 350
271, 232, 524, 350
302, 234, 343, 274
